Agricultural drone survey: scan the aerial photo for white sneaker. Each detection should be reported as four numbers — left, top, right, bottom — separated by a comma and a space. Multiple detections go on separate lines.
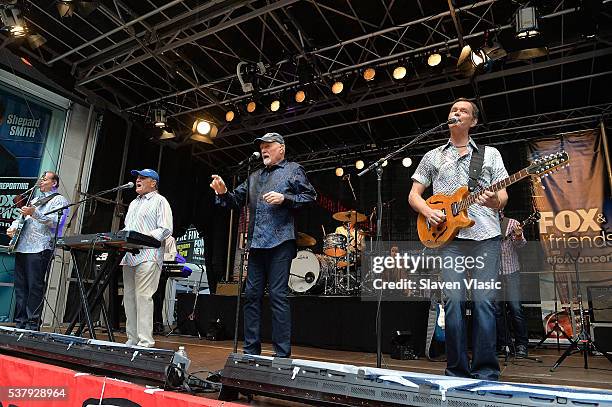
136, 341, 154, 348
125, 339, 135, 346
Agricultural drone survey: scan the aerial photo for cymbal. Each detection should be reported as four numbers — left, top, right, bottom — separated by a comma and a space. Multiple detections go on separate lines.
296, 232, 316, 247
333, 210, 367, 224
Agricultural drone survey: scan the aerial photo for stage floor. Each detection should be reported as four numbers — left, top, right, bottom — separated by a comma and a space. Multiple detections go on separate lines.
112, 332, 612, 406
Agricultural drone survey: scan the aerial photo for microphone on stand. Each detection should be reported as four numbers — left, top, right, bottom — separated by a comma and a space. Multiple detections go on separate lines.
447, 117, 461, 125
238, 152, 261, 166
110, 182, 134, 192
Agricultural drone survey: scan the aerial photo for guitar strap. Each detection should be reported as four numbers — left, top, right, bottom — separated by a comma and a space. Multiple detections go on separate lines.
467, 143, 484, 192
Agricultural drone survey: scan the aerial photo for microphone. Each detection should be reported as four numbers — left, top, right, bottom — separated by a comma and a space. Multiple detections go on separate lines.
112, 182, 134, 191
447, 117, 461, 125
238, 151, 261, 166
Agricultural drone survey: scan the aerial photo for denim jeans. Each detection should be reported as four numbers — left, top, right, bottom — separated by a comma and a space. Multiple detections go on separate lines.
440, 237, 501, 380
495, 272, 528, 348
243, 240, 295, 357
14, 250, 52, 331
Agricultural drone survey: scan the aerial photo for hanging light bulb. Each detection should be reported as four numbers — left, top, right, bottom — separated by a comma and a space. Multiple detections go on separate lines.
225, 110, 235, 122
295, 90, 306, 103
270, 99, 280, 112
402, 157, 413, 168
246, 101, 256, 113
331, 81, 344, 94
355, 160, 365, 170
393, 65, 407, 80
363, 67, 376, 81
381, 160, 388, 167
428, 53, 442, 67
335, 167, 344, 177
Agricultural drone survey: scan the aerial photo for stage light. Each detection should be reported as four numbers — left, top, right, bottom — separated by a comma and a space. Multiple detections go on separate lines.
56, 1, 75, 17
247, 101, 256, 113
270, 99, 280, 112
457, 45, 490, 77
295, 90, 306, 103
190, 133, 214, 144
392, 66, 407, 80
427, 53, 442, 67
192, 119, 218, 138
160, 130, 175, 140
153, 108, 166, 128
56, 1, 99, 18
363, 68, 376, 81
402, 157, 412, 168
335, 167, 344, 177
331, 81, 343, 94
382, 160, 388, 167
27, 34, 46, 49
516, 6, 539, 39
355, 160, 365, 170
0, 8, 27, 38
225, 110, 235, 122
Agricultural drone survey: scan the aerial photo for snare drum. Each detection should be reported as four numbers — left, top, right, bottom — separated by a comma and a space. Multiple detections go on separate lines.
289, 250, 334, 294
323, 233, 347, 257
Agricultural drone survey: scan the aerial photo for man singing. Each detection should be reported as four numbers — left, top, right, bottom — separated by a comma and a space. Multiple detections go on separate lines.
210, 133, 316, 358
6, 171, 68, 330
409, 98, 509, 380
121, 169, 172, 348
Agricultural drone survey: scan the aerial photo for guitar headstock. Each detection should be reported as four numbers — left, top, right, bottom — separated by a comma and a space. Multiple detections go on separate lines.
522, 211, 541, 227
527, 151, 570, 178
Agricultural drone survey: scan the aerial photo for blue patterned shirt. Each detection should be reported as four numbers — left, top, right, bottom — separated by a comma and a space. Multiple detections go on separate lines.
216, 160, 317, 249
411, 138, 509, 240
10, 191, 69, 253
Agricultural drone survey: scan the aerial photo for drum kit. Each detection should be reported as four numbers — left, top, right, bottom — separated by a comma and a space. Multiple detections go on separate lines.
289, 210, 372, 296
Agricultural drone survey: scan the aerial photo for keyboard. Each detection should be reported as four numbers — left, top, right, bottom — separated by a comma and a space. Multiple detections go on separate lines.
58, 230, 161, 251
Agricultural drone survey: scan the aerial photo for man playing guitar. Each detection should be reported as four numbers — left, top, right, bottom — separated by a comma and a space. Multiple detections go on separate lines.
408, 98, 509, 381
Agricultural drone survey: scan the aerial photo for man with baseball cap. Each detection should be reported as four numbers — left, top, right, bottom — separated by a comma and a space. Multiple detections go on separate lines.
210, 133, 316, 358
121, 168, 173, 347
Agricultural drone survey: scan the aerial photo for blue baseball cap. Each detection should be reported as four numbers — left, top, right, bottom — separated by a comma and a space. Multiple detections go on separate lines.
131, 168, 159, 181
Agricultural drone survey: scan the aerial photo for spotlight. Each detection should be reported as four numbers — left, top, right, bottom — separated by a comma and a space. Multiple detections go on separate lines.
427, 53, 442, 67
335, 167, 344, 177
457, 45, 490, 77
192, 119, 218, 137
295, 90, 306, 103
516, 6, 539, 39
392, 66, 407, 80
56, 1, 99, 18
160, 130, 175, 140
27, 34, 47, 49
355, 160, 365, 170
153, 108, 166, 128
190, 133, 214, 144
363, 68, 376, 81
382, 160, 388, 167
225, 110, 235, 122
331, 81, 344, 95
0, 8, 27, 38
402, 157, 412, 168
270, 99, 280, 112
247, 101, 256, 113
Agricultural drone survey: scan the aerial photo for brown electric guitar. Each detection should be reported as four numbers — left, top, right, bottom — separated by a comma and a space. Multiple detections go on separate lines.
417, 151, 569, 248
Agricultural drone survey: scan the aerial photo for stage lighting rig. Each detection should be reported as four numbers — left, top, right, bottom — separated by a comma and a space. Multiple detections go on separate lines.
237, 61, 266, 93
0, 5, 26, 38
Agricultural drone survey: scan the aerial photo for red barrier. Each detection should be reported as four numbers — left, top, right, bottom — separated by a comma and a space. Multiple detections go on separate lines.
0, 354, 237, 407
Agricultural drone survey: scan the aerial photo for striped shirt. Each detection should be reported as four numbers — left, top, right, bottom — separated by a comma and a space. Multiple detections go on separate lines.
500, 218, 526, 275
120, 190, 173, 267
411, 138, 509, 240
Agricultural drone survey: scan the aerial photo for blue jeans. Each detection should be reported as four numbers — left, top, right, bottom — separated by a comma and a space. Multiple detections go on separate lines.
495, 272, 528, 348
14, 250, 52, 331
441, 237, 501, 380
243, 240, 295, 357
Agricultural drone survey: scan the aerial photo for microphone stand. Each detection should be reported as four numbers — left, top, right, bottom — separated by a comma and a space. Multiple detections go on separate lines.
233, 156, 255, 353
358, 119, 452, 368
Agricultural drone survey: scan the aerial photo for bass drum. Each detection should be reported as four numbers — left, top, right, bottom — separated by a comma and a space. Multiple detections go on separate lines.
289, 250, 334, 294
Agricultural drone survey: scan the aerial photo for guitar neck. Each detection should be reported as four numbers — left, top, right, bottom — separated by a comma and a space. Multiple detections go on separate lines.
458, 168, 530, 211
